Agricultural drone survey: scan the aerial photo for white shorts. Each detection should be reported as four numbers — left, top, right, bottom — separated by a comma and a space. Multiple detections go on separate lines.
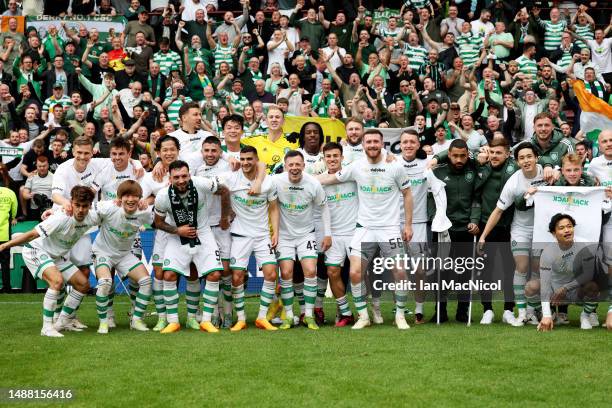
93, 250, 144, 279
511, 225, 534, 256
22, 245, 78, 282
151, 230, 169, 267
69, 234, 92, 267
603, 224, 612, 267
230, 234, 277, 271
162, 229, 223, 277
324, 234, 353, 267
350, 226, 404, 260
402, 222, 429, 258
212, 226, 232, 261
277, 233, 318, 261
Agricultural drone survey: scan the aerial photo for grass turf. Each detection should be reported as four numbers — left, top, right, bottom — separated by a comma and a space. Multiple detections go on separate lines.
0, 294, 611, 408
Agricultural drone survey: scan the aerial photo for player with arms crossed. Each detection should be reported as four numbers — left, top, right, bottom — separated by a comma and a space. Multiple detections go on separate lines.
273, 150, 331, 330
535, 214, 599, 332
153, 160, 230, 334
0, 186, 98, 337
479, 142, 549, 326
93, 180, 153, 334
319, 130, 414, 330
223, 146, 280, 331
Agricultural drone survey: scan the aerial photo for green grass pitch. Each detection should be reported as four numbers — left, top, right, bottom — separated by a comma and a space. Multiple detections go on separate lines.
1, 294, 611, 408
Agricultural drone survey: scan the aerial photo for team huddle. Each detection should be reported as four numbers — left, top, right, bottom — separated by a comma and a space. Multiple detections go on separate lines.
1, 103, 611, 337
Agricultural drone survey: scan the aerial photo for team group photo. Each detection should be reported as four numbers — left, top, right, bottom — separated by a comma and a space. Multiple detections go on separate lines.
0, 0, 611, 406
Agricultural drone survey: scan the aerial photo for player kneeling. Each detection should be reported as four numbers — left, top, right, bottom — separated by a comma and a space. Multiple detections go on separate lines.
0, 186, 98, 337
93, 180, 153, 334
535, 214, 600, 332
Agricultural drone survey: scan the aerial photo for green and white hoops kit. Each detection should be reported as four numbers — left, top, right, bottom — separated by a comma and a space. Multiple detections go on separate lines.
335, 158, 410, 260
196, 159, 233, 261
222, 172, 278, 271
23, 211, 100, 281
323, 178, 358, 267
496, 164, 547, 256
272, 172, 330, 261
154, 176, 224, 277
92, 201, 153, 278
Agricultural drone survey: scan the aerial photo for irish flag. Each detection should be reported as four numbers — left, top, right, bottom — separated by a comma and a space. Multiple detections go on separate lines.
571, 79, 612, 139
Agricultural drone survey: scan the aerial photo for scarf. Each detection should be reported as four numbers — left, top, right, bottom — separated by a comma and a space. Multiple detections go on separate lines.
168, 180, 200, 248
148, 74, 161, 99
585, 81, 604, 99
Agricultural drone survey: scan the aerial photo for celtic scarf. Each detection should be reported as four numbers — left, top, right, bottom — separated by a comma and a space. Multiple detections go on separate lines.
585, 81, 604, 100
168, 180, 200, 248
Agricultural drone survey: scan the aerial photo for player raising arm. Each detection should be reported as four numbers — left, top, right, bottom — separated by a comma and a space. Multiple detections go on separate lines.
0, 187, 98, 337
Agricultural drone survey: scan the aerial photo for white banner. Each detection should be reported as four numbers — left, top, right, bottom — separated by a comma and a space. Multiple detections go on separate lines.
26, 15, 127, 41
377, 128, 403, 155
533, 186, 606, 243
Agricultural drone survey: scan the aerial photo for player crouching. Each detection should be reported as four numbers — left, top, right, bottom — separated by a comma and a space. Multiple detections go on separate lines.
0, 186, 98, 337
535, 214, 600, 332
93, 180, 153, 334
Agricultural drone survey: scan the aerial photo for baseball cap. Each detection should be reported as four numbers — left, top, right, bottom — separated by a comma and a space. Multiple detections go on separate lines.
124, 59, 136, 66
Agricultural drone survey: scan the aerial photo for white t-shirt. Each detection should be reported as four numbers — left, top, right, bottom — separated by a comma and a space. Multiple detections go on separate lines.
398, 156, 429, 224
169, 128, 214, 160
92, 200, 153, 255
321, 46, 347, 72
324, 177, 358, 235
336, 157, 410, 228
587, 38, 612, 74
342, 143, 364, 167
0, 140, 35, 181
432, 140, 452, 155
222, 171, 277, 238
154, 175, 219, 233
272, 172, 327, 239
31, 210, 100, 257
91, 162, 141, 201
267, 40, 290, 75
195, 158, 232, 226
496, 164, 546, 230
587, 155, 612, 187
51, 158, 112, 205
141, 172, 169, 200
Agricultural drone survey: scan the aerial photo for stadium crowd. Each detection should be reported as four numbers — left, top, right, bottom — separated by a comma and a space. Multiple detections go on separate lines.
0, 0, 610, 337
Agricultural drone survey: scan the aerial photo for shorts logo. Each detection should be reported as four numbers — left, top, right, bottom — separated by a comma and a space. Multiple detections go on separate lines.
465, 171, 474, 182
40, 254, 48, 260
163, 259, 170, 266
153, 254, 160, 261
511, 240, 517, 247
230, 257, 236, 265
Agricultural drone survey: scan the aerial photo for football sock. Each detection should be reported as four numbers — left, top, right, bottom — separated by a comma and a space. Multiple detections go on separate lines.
351, 281, 368, 319
152, 277, 166, 319
95, 277, 112, 324
315, 277, 327, 308
232, 284, 246, 321
513, 272, 527, 309
258, 279, 276, 320
336, 295, 352, 317
185, 279, 200, 320
43, 289, 59, 328
163, 280, 179, 324
133, 276, 152, 320
303, 277, 317, 318
280, 278, 294, 320
202, 280, 219, 322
